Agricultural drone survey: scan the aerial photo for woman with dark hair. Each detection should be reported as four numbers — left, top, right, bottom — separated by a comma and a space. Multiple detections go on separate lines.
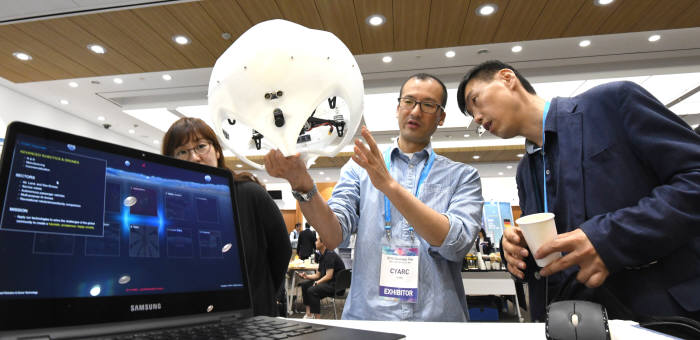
162, 117, 291, 316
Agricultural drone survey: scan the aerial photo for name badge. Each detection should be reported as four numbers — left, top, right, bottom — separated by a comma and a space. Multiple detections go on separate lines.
379, 245, 419, 303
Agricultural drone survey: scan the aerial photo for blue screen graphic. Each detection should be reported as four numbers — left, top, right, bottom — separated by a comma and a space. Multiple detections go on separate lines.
0, 134, 244, 299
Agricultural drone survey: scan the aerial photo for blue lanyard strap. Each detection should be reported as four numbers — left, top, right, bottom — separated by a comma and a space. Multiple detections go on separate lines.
541, 101, 551, 213
382, 147, 436, 239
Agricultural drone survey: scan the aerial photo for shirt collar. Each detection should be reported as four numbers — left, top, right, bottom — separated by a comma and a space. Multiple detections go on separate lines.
390, 137, 432, 161
524, 99, 557, 155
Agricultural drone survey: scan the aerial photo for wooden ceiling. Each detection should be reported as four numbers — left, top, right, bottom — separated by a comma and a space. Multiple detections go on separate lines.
2, 0, 699, 83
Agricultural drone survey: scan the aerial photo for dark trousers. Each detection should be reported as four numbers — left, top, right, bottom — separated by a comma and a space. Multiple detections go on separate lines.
300, 280, 335, 314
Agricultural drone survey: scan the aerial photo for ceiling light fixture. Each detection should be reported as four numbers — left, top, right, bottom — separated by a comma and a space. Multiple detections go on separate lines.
88, 44, 106, 54
511, 45, 523, 53
326, 177, 331, 181
507, 165, 513, 169
473, 155, 480, 159
128, 129, 135, 134
153, 140, 160, 144
445, 50, 456, 58
60, 99, 69, 105
97, 116, 105, 121
594, 0, 614, 6
648, 34, 661, 42
464, 134, 470, 138
12, 52, 32, 61
263, 179, 268, 183
498, 172, 504, 176
113, 78, 123, 84
517, 153, 524, 158
236, 164, 243, 168
172, 35, 190, 45
382, 56, 392, 63
366, 14, 386, 26
68, 81, 79, 88
476, 3, 498, 16
162, 74, 172, 81
319, 171, 325, 175
579, 39, 591, 47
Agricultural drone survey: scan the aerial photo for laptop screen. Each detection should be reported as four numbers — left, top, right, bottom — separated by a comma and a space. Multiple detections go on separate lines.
0, 122, 251, 330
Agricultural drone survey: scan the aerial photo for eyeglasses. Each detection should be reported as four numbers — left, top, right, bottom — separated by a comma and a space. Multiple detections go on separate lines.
174, 141, 212, 160
397, 97, 443, 114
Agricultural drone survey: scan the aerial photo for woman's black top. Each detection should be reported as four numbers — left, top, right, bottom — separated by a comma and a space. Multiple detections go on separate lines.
234, 180, 291, 316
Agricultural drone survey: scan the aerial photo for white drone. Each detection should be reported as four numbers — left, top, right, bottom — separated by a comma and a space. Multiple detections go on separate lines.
208, 19, 364, 169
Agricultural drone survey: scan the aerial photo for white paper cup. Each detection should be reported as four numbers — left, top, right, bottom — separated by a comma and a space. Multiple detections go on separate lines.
515, 212, 562, 267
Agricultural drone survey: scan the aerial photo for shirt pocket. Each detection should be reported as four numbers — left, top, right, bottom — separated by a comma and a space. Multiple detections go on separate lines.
420, 183, 449, 213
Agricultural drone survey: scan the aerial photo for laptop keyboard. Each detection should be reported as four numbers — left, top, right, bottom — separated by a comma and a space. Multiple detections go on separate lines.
80, 316, 328, 340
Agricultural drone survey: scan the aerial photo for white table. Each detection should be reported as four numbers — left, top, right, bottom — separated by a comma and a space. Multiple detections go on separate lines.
297, 319, 679, 339
462, 270, 523, 322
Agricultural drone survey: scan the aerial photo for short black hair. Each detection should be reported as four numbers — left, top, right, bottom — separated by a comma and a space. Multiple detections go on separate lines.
457, 60, 536, 116
399, 73, 448, 108
305, 222, 311, 229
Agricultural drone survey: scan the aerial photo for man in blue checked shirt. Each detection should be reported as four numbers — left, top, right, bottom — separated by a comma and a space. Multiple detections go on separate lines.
265, 73, 484, 321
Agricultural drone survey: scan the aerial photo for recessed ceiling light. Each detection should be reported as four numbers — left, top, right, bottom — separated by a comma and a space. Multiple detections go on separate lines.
172, 35, 190, 45
236, 164, 243, 168
594, 0, 614, 6
12, 52, 32, 61
113, 78, 123, 84
511, 45, 523, 53
319, 171, 325, 175
97, 116, 105, 121
382, 56, 392, 63
445, 50, 456, 58
507, 165, 513, 169
60, 99, 69, 105
473, 155, 480, 159
68, 81, 79, 88
498, 172, 504, 176
579, 39, 591, 47
162, 74, 172, 81
464, 134, 470, 138
128, 129, 135, 134
263, 179, 268, 183
476, 3, 498, 16
648, 34, 661, 42
88, 44, 106, 54
517, 153, 524, 158
366, 14, 386, 26
153, 140, 160, 144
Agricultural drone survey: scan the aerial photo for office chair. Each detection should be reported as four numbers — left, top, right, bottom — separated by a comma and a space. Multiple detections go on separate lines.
329, 269, 351, 319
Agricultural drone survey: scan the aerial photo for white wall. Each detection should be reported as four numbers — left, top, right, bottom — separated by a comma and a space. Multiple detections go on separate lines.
0, 84, 152, 151
480, 176, 519, 207
265, 182, 296, 210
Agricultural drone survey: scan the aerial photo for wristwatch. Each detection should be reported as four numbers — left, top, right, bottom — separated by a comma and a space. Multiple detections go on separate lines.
292, 184, 318, 202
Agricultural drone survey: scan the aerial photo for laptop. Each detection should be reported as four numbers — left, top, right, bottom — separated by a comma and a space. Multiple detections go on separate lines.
0, 122, 403, 340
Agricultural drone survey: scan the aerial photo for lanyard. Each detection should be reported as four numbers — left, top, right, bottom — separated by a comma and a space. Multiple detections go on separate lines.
541, 101, 551, 213
382, 147, 436, 241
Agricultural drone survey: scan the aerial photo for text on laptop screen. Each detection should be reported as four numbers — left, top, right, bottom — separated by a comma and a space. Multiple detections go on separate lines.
0, 133, 244, 299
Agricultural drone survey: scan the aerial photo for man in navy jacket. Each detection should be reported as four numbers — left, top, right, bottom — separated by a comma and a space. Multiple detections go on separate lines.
457, 60, 700, 321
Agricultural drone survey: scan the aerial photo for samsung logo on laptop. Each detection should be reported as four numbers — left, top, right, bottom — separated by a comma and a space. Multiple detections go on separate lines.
130, 303, 162, 312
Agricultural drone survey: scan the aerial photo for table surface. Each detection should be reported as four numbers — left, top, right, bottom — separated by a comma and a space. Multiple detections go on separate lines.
294, 319, 679, 340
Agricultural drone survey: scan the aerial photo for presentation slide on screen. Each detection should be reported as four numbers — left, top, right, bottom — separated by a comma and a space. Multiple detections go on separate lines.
1, 145, 106, 237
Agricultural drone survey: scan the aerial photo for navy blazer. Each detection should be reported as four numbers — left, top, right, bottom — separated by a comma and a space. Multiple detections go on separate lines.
515, 81, 700, 320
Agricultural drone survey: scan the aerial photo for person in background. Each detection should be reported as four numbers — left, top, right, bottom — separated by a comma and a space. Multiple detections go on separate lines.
457, 60, 700, 321
265, 73, 483, 321
290, 223, 301, 256
297, 236, 346, 319
162, 117, 291, 316
477, 228, 494, 255
297, 223, 317, 260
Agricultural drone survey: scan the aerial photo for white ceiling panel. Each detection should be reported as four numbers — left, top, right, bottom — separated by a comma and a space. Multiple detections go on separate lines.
640, 73, 700, 105
669, 91, 700, 116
